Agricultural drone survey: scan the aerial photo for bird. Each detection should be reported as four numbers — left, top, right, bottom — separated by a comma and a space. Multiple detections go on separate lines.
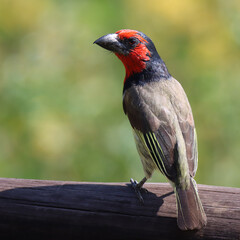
94, 29, 207, 231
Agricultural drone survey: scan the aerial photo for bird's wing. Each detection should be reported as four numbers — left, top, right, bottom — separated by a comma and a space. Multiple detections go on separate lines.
168, 78, 198, 177
123, 79, 198, 181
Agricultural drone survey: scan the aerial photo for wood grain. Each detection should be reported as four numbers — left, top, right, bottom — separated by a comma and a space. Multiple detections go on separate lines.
0, 178, 239, 239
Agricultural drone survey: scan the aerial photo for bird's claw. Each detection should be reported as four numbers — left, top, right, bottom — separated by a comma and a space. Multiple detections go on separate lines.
130, 178, 144, 204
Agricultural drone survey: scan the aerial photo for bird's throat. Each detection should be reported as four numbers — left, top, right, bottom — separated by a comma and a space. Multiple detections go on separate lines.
116, 54, 147, 82
115, 44, 151, 83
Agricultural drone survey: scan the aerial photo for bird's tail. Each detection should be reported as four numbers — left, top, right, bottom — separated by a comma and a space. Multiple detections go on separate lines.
175, 177, 207, 230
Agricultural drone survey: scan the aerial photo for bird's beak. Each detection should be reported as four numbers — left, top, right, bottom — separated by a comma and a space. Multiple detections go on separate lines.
94, 33, 127, 55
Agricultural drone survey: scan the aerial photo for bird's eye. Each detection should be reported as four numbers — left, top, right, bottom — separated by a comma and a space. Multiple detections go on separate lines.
128, 38, 135, 45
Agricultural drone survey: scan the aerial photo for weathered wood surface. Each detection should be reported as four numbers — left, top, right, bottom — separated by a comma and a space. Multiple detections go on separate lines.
0, 178, 239, 240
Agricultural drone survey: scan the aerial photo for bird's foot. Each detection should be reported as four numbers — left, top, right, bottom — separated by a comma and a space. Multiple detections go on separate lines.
130, 178, 145, 204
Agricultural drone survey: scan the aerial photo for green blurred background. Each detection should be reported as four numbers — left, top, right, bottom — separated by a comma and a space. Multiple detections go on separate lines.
0, 0, 239, 187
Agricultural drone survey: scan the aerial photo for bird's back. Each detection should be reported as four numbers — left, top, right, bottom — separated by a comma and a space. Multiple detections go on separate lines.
123, 77, 198, 179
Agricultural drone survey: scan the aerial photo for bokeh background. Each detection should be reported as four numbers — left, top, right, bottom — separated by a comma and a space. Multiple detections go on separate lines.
0, 0, 239, 187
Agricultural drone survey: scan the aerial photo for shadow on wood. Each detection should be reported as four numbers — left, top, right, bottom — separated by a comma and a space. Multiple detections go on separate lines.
0, 178, 239, 240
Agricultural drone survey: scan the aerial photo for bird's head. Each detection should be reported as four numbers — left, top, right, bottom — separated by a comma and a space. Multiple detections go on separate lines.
94, 29, 161, 81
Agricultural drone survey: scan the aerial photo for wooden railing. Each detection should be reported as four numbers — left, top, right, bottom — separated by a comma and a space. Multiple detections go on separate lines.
0, 178, 239, 239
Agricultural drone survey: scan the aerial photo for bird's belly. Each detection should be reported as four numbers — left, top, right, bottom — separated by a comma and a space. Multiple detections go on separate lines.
133, 129, 157, 178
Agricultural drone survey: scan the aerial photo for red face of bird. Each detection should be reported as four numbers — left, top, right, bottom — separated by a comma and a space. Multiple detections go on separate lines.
94, 29, 160, 80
